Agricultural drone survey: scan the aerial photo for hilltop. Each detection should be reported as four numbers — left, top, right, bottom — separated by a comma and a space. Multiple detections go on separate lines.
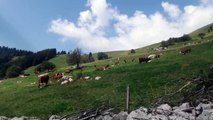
0, 23, 212, 119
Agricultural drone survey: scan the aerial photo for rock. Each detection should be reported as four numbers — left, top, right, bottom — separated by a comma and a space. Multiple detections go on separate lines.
139, 107, 148, 113
172, 106, 179, 110
84, 76, 90, 80
179, 103, 190, 111
95, 76, 101, 80
169, 115, 188, 120
102, 115, 113, 120
117, 111, 128, 120
127, 108, 149, 120
61, 80, 68, 85
151, 114, 168, 120
49, 115, 61, 120
0, 116, 9, 120
173, 109, 194, 120
156, 104, 172, 116
210, 65, 213, 72
197, 109, 213, 120
197, 103, 213, 110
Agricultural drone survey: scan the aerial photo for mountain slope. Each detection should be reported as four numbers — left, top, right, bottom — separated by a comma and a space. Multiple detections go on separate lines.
0, 24, 213, 119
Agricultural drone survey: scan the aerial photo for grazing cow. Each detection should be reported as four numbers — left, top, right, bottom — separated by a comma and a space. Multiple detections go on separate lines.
148, 54, 156, 59
38, 75, 49, 88
139, 57, 151, 63
53, 73, 63, 80
23, 73, 30, 77
180, 48, 191, 55
155, 54, 160, 58
19, 73, 30, 78
94, 65, 104, 71
114, 60, 120, 65
104, 64, 110, 70
148, 54, 161, 59
65, 69, 72, 73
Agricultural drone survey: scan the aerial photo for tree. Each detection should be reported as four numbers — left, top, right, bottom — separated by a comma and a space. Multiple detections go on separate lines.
6, 65, 23, 78
130, 49, 136, 53
35, 61, 56, 73
97, 52, 108, 60
60, 51, 67, 54
88, 52, 95, 62
67, 48, 82, 69
198, 33, 206, 39
160, 41, 169, 47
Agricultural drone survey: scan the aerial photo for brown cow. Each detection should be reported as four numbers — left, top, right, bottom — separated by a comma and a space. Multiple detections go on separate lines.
180, 48, 191, 55
155, 54, 160, 58
38, 75, 49, 88
94, 65, 104, 71
53, 73, 63, 80
104, 64, 110, 70
65, 69, 72, 73
139, 57, 151, 63
114, 60, 120, 65
23, 73, 30, 77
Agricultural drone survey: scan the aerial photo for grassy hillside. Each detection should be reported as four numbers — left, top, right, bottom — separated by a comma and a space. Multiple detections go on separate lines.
189, 23, 213, 40
0, 40, 212, 119
0, 23, 213, 119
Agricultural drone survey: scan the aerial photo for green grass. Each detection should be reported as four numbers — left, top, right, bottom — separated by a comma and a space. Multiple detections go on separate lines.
189, 23, 213, 40
0, 23, 213, 119
0, 41, 212, 119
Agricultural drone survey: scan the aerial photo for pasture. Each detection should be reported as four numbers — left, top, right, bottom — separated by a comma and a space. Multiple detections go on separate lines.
0, 41, 212, 119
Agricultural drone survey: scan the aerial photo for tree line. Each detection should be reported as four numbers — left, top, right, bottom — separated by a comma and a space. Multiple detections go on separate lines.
0, 47, 57, 79
161, 34, 191, 47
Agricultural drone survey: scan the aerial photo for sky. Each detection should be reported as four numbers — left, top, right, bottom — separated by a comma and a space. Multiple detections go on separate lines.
0, 0, 213, 53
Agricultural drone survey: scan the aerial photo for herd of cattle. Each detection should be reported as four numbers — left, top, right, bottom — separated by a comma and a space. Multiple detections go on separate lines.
34, 47, 193, 88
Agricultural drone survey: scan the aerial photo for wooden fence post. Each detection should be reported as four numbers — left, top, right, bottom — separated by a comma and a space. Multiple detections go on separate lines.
126, 84, 130, 113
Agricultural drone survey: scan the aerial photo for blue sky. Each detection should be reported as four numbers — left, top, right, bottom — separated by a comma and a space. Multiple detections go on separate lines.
0, 0, 212, 53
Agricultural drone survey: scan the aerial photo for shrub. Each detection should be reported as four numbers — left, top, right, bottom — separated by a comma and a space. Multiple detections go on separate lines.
130, 49, 136, 53
6, 65, 23, 78
97, 52, 108, 60
35, 61, 56, 73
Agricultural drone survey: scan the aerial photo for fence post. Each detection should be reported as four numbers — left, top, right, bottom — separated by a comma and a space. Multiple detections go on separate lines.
126, 84, 130, 113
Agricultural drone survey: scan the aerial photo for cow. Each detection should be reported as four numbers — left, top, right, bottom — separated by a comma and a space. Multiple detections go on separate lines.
38, 75, 49, 88
64, 69, 72, 74
139, 57, 151, 63
23, 73, 30, 76
148, 54, 161, 59
94, 65, 104, 71
114, 60, 120, 65
53, 73, 63, 80
155, 54, 160, 59
180, 48, 191, 55
104, 64, 110, 70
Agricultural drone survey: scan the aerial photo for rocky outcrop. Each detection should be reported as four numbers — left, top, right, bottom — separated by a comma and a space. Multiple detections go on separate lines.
1, 102, 212, 120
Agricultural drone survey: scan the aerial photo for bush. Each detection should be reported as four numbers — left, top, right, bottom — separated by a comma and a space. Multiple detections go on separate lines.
6, 65, 23, 78
97, 52, 108, 60
130, 49, 136, 53
81, 54, 95, 63
35, 61, 56, 73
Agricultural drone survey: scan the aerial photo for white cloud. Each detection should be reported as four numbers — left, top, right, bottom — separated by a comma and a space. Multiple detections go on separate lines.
49, 0, 213, 52
162, 2, 182, 19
